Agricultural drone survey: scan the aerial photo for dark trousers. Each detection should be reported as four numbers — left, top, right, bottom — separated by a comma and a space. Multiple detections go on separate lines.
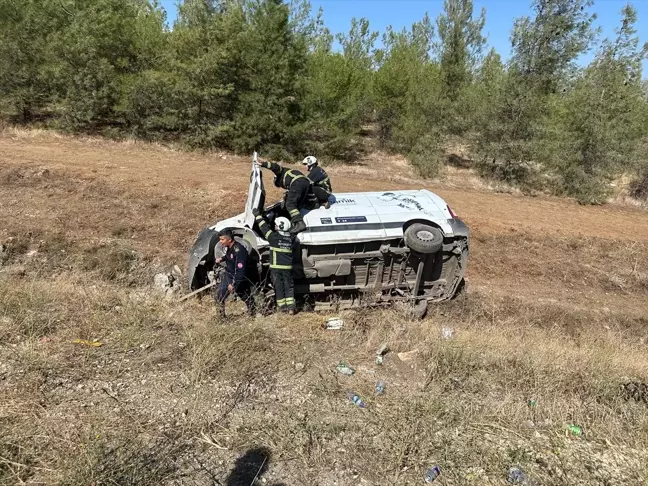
214, 275, 255, 316
312, 186, 331, 205
271, 269, 295, 311
285, 178, 310, 221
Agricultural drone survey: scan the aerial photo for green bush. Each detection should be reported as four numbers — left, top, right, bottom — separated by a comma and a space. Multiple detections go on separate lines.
407, 134, 444, 179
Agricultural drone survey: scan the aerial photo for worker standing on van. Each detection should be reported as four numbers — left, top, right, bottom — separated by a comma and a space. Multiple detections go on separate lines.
302, 156, 333, 207
256, 159, 310, 234
252, 208, 297, 314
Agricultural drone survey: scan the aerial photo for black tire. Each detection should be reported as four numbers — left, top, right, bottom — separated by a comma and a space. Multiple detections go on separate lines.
404, 223, 444, 254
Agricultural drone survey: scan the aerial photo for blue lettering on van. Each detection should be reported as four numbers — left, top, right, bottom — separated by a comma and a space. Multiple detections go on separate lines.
335, 216, 367, 224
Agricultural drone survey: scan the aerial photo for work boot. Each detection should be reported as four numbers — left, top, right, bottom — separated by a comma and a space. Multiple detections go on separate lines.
288, 309, 295, 316
290, 218, 307, 234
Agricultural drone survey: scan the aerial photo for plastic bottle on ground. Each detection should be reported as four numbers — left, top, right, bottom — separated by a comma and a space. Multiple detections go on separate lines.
348, 393, 366, 408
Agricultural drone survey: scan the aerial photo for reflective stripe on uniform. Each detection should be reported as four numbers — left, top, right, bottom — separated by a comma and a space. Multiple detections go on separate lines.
283, 170, 306, 187
271, 247, 292, 253
271, 249, 292, 270
285, 297, 295, 304
256, 215, 273, 239
320, 177, 332, 192
276, 298, 287, 306
289, 209, 300, 217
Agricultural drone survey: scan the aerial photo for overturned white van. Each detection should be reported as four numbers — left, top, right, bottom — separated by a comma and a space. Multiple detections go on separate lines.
188, 154, 469, 314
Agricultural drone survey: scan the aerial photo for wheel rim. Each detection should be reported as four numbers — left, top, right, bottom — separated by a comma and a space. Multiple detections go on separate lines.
417, 230, 435, 241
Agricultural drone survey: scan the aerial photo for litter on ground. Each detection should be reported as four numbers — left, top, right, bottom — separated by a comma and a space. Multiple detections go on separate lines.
71, 339, 103, 347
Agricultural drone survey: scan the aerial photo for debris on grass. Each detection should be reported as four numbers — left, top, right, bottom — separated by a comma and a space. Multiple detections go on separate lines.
348, 392, 366, 408
325, 317, 344, 330
71, 339, 103, 347
507, 467, 526, 484
507, 466, 539, 485
153, 272, 181, 298
397, 349, 418, 362
567, 424, 583, 436
523, 420, 535, 429
424, 465, 441, 483
441, 326, 454, 340
335, 362, 355, 375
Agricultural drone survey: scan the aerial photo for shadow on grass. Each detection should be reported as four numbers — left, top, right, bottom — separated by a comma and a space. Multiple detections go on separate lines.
225, 447, 286, 486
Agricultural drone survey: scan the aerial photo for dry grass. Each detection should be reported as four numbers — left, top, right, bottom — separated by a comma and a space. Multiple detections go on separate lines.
0, 281, 648, 485
2, 274, 648, 485
2, 130, 648, 485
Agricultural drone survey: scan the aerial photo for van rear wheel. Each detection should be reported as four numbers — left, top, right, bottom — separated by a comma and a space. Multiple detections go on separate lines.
404, 223, 443, 254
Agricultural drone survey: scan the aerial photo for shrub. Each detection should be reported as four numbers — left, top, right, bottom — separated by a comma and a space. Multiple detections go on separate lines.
407, 134, 444, 179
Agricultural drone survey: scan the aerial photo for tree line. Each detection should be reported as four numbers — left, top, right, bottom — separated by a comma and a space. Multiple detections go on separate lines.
1, 0, 647, 203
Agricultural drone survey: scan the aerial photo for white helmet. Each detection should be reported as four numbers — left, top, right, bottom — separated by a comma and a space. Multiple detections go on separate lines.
275, 217, 291, 232
302, 155, 318, 168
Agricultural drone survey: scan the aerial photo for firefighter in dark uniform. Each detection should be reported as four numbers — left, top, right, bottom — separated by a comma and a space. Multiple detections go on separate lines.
252, 208, 297, 314
256, 159, 310, 234
302, 155, 333, 207
214, 229, 256, 317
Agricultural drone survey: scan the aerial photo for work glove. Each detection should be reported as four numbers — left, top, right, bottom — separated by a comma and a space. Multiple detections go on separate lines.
255, 160, 269, 169
252, 207, 261, 218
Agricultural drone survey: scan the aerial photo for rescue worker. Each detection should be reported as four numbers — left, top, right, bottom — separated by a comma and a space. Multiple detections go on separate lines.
252, 208, 296, 314
256, 159, 310, 234
214, 229, 256, 317
302, 156, 333, 207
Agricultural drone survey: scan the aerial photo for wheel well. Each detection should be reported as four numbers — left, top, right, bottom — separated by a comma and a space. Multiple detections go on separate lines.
403, 219, 444, 235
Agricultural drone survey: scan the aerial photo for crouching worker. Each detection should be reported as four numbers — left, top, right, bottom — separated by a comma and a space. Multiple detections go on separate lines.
256, 159, 309, 234
253, 208, 297, 315
302, 156, 333, 207
214, 229, 256, 318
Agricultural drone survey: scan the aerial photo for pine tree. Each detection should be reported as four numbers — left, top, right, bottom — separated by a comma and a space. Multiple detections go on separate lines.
540, 4, 648, 202
0, 0, 65, 122
155, 0, 243, 144
510, 0, 597, 94
471, 48, 506, 133
44, 0, 168, 129
374, 16, 445, 176
374, 18, 436, 148
476, 0, 596, 186
301, 12, 367, 160
232, 0, 308, 157
436, 0, 486, 102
